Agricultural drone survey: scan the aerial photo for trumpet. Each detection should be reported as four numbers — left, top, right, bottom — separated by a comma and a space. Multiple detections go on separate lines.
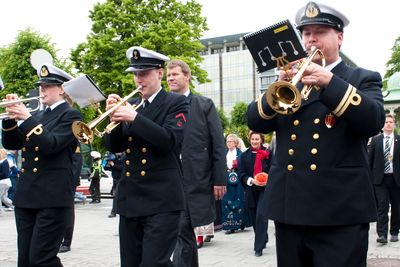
71, 87, 144, 144
265, 48, 326, 115
0, 96, 43, 119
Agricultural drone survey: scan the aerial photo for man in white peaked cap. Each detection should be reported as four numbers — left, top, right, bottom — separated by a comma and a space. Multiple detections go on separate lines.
103, 46, 189, 266
246, 2, 385, 266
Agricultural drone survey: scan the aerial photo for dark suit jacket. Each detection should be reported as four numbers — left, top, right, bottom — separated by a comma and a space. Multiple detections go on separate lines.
2, 102, 82, 208
247, 61, 385, 225
368, 133, 400, 187
104, 89, 189, 218
237, 147, 271, 209
180, 93, 226, 227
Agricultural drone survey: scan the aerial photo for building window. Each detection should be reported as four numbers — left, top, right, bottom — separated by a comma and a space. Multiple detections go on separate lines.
227, 45, 239, 52
211, 48, 223, 54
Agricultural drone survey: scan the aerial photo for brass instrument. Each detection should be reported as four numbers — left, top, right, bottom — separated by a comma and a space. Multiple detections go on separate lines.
265, 48, 326, 115
71, 88, 144, 144
0, 96, 43, 119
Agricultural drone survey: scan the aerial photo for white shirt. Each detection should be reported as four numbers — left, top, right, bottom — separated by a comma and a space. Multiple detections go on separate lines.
226, 149, 237, 169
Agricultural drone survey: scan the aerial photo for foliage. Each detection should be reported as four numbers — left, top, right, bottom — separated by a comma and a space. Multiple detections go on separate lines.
384, 37, 400, 81
230, 102, 248, 126
70, 0, 209, 98
0, 28, 69, 99
217, 107, 229, 131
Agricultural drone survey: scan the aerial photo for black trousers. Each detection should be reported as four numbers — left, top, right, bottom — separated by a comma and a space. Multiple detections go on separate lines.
15, 207, 71, 267
119, 211, 180, 267
275, 222, 369, 267
61, 206, 75, 247
249, 189, 268, 252
89, 177, 100, 201
374, 174, 400, 237
172, 209, 199, 267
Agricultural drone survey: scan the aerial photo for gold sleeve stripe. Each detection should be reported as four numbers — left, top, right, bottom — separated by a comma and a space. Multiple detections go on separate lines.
2, 124, 17, 132
257, 93, 277, 120
332, 85, 362, 117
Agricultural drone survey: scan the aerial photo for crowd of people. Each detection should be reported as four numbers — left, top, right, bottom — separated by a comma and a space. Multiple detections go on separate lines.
1, 1, 396, 267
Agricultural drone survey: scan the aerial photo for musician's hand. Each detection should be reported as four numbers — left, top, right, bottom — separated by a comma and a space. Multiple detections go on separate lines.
106, 94, 122, 111
4, 94, 31, 120
214, 185, 226, 200
301, 62, 333, 88
109, 101, 138, 122
278, 60, 302, 81
6, 102, 31, 121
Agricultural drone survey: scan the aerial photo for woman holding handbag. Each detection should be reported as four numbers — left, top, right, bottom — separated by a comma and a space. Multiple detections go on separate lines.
221, 133, 251, 234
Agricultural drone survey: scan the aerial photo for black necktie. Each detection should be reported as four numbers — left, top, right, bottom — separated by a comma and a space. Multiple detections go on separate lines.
143, 100, 150, 109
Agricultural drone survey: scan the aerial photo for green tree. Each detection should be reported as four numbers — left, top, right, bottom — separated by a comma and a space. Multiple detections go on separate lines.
230, 102, 248, 126
385, 37, 400, 82
0, 28, 66, 99
217, 107, 229, 131
71, 0, 208, 97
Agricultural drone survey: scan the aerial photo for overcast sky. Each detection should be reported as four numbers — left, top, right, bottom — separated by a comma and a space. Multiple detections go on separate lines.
1, 0, 398, 77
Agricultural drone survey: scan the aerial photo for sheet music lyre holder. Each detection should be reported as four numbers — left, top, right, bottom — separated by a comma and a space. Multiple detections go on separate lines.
243, 19, 307, 73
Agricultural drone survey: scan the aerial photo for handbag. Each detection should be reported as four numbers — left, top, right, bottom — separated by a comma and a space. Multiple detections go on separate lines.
227, 171, 239, 185
0, 178, 12, 187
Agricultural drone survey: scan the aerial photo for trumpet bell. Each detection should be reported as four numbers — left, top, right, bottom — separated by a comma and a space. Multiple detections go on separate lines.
266, 81, 301, 115
72, 121, 94, 144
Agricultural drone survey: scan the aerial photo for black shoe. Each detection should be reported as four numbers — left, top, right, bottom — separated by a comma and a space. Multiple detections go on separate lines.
377, 236, 388, 244
108, 212, 116, 218
59, 245, 71, 253
225, 230, 235, 235
255, 251, 263, 257
204, 235, 213, 242
390, 235, 399, 242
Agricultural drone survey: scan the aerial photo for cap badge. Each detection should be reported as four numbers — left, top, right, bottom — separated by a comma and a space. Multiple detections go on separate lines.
40, 66, 49, 77
305, 2, 320, 18
133, 49, 140, 61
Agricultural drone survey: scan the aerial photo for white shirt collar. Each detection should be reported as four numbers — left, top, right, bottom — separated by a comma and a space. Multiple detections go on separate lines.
47, 100, 66, 111
147, 87, 162, 103
325, 57, 342, 71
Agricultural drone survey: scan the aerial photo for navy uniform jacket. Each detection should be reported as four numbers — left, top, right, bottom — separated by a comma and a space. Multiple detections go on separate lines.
368, 133, 400, 187
247, 61, 385, 225
104, 89, 189, 218
181, 93, 226, 227
2, 102, 82, 208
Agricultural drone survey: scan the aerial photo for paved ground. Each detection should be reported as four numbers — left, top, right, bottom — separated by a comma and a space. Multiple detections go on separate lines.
1, 199, 400, 266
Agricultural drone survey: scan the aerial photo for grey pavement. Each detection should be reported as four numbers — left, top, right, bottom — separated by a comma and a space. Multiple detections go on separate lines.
1, 199, 400, 266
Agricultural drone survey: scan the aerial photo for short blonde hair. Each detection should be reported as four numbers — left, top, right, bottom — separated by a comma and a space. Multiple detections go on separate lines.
0, 149, 8, 160
226, 133, 239, 146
